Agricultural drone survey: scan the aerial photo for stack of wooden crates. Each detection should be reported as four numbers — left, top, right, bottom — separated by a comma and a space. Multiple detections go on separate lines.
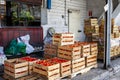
44, 33, 98, 78
85, 18, 120, 59
84, 18, 99, 41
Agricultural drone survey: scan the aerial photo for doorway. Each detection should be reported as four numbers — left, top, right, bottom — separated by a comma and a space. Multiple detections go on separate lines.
68, 9, 83, 41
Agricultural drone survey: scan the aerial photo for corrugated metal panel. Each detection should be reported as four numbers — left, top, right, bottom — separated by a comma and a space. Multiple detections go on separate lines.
46, 0, 87, 34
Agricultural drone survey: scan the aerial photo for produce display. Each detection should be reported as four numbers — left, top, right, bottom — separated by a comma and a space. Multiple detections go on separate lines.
4, 59, 28, 78
36, 60, 55, 66
20, 56, 38, 62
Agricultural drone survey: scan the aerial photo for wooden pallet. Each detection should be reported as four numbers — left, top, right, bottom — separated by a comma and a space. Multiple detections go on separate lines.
3, 73, 42, 80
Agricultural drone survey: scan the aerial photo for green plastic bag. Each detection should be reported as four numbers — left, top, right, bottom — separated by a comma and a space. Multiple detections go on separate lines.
5, 39, 26, 55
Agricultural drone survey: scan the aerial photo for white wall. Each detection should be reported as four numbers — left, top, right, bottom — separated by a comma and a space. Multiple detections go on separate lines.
87, 0, 105, 18
42, 0, 87, 41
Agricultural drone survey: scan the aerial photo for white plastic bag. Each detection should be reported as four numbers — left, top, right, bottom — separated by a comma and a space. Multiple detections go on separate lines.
0, 47, 7, 65
17, 34, 34, 54
0, 47, 4, 54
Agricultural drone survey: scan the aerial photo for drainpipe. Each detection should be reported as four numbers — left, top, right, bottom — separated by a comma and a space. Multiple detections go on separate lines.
104, 0, 112, 69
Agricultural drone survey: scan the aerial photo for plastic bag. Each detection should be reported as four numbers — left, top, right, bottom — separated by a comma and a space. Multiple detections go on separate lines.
0, 47, 4, 54
5, 39, 26, 55
17, 34, 34, 54
0, 47, 7, 65
0, 54, 7, 65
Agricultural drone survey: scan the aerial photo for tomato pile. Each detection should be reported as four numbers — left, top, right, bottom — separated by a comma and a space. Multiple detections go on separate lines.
36, 57, 68, 66
20, 56, 38, 62
36, 60, 54, 66
50, 57, 68, 63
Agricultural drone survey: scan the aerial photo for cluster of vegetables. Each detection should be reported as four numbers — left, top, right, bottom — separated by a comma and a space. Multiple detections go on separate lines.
20, 56, 38, 62
36, 57, 68, 66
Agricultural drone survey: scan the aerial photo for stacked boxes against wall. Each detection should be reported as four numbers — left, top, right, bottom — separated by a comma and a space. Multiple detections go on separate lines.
98, 19, 120, 59
84, 18, 99, 41
111, 19, 120, 57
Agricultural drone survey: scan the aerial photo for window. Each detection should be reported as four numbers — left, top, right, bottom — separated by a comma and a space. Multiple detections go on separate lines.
0, 1, 41, 27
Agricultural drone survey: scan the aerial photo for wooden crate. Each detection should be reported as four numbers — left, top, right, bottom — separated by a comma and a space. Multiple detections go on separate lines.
50, 57, 71, 77
44, 43, 58, 55
82, 44, 90, 57
44, 48, 57, 55
92, 33, 99, 41
111, 47, 115, 57
86, 54, 97, 67
90, 42, 98, 55
111, 25, 119, 33
114, 33, 120, 38
71, 58, 85, 73
73, 42, 90, 57
20, 56, 39, 74
44, 43, 58, 49
4, 59, 28, 78
60, 61, 71, 77
58, 45, 81, 60
53, 33, 74, 46
44, 53, 57, 59
33, 60, 60, 80
84, 18, 98, 26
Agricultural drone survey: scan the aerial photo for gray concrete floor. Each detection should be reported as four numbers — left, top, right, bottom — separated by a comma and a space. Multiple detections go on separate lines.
110, 71, 120, 80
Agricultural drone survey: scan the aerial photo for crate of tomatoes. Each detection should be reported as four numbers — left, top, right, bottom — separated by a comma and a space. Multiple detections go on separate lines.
4, 59, 28, 78
58, 44, 81, 60
20, 56, 39, 74
50, 57, 71, 77
33, 59, 60, 80
75, 42, 90, 57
